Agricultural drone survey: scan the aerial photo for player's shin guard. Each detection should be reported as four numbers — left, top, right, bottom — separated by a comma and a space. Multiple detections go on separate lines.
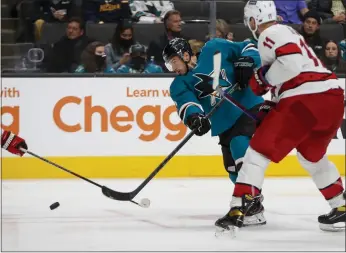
215, 147, 269, 235
297, 153, 345, 231
233, 147, 269, 226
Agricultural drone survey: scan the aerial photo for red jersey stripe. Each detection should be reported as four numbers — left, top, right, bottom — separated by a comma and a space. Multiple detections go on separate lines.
275, 42, 302, 57
278, 71, 337, 96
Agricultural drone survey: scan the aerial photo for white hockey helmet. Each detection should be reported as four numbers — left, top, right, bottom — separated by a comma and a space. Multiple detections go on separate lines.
244, 0, 277, 39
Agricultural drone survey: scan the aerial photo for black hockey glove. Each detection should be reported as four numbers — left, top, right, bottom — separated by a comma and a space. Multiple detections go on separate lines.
186, 113, 211, 136
256, 100, 276, 128
234, 56, 255, 90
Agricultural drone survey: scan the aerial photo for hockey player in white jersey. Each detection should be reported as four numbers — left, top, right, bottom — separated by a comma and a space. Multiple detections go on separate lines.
215, 0, 345, 234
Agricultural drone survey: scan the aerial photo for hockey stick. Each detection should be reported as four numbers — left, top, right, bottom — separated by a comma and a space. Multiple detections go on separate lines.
98, 51, 234, 202
19, 147, 148, 207
216, 87, 258, 121
102, 86, 239, 201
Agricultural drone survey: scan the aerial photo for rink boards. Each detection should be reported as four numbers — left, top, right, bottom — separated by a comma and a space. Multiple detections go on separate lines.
1, 77, 345, 179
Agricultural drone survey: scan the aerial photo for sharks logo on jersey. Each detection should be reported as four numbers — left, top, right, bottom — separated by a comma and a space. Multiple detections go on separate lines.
194, 69, 232, 105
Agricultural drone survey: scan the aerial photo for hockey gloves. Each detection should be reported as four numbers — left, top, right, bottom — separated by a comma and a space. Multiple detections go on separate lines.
234, 56, 256, 90
249, 66, 273, 96
186, 113, 211, 136
1, 130, 28, 156
256, 100, 276, 127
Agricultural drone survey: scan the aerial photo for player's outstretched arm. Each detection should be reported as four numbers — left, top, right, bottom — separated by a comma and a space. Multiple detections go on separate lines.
1, 130, 28, 156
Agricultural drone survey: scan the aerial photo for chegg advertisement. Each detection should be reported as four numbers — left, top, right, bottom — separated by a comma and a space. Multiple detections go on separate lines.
1, 77, 345, 179
1, 77, 222, 158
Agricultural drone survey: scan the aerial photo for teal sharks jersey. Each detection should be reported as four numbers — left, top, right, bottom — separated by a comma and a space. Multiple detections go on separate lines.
170, 38, 264, 136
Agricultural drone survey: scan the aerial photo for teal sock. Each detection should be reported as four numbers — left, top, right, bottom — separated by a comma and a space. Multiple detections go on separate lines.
229, 173, 238, 184
229, 135, 251, 184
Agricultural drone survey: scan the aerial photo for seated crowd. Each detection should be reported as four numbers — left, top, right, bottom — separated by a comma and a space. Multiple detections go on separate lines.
5, 0, 346, 74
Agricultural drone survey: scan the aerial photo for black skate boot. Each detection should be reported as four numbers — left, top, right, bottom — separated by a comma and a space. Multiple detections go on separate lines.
318, 205, 345, 232
243, 194, 266, 227
215, 194, 264, 237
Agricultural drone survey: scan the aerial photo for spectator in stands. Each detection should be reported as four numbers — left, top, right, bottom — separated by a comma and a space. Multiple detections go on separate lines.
309, 0, 345, 24
117, 44, 163, 73
188, 40, 205, 67
147, 10, 188, 71
206, 19, 233, 41
275, 0, 309, 24
84, 0, 131, 24
321, 40, 346, 74
300, 10, 325, 57
130, 0, 174, 23
33, 0, 79, 41
104, 20, 137, 71
45, 17, 92, 73
75, 41, 115, 73
340, 39, 346, 61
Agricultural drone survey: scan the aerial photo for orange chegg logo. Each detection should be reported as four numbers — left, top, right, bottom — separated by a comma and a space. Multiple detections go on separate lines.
53, 96, 187, 142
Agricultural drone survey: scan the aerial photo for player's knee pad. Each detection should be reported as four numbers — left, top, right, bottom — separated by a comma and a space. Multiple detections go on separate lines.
297, 152, 328, 175
298, 149, 326, 163
297, 152, 342, 189
236, 146, 270, 190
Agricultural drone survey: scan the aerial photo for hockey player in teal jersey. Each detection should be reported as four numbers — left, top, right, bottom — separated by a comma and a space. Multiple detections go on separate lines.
163, 37, 266, 227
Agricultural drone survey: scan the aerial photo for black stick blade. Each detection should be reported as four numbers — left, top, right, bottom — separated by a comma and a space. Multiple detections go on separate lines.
101, 186, 133, 201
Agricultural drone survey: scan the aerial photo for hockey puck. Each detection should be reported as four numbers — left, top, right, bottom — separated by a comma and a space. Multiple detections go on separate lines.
140, 198, 151, 208
50, 202, 60, 210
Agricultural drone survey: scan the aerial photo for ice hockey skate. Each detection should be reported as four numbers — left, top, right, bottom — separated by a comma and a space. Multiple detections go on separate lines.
318, 193, 346, 232
215, 194, 265, 237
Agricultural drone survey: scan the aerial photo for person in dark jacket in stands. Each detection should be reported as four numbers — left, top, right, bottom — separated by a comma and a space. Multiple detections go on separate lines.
45, 17, 93, 73
33, 0, 79, 41
300, 10, 325, 58
84, 0, 131, 24
321, 40, 346, 74
147, 10, 189, 72
104, 19, 138, 70
309, 0, 346, 24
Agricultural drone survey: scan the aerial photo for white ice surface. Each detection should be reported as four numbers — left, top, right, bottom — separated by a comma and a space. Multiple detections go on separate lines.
1, 178, 345, 251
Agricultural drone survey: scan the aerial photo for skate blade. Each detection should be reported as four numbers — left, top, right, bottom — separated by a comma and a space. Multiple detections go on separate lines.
319, 222, 345, 232
243, 221, 267, 227
215, 226, 239, 238
243, 212, 267, 227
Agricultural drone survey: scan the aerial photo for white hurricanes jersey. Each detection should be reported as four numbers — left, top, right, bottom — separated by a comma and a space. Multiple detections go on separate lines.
257, 24, 340, 102
130, 0, 174, 23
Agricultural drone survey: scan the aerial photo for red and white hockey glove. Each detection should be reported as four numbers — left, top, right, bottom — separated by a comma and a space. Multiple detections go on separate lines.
249, 66, 273, 96
256, 100, 276, 127
1, 130, 28, 156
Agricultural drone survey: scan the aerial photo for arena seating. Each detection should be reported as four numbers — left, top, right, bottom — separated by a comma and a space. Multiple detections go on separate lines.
1, 0, 345, 72
37, 22, 345, 48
